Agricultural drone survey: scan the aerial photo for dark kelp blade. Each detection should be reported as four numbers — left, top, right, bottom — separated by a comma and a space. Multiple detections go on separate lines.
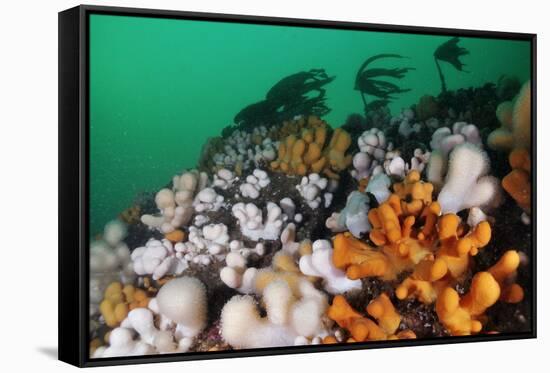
234, 68, 335, 128
361, 67, 416, 80
266, 69, 334, 101
434, 36, 470, 71
354, 54, 409, 85
233, 99, 278, 127
356, 77, 411, 99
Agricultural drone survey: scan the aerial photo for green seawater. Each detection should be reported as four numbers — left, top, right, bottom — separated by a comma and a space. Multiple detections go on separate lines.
89, 14, 530, 236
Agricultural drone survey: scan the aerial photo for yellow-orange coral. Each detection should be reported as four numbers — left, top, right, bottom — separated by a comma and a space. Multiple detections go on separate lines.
270, 127, 327, 175
436, 272, 500, 335
502, 148, 531, 213
396, 215, 491, 304
330, 169, 527, 338
254, 251, 309, 295
333, 189, 444, 281
395, 260, 449, 304
164, 229, 187, 243
366, 293, 401, 334
488, 80, 531, 151
327, 294, 414, 342
368, 193, 440, 248
323, 128, 353, 179
270, 124, 352, 179
274, 115, 326, 141
99, 282, 150, 328
487, 250, 524, 303
333, 171, 494, 306
333, 233, 389, 279
392, 170, 434, 216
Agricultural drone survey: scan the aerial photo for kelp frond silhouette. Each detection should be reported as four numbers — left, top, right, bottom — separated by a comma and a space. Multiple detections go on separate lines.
234, 69, 334, 130
354, 54, 415, 117
434, 37, 470, 92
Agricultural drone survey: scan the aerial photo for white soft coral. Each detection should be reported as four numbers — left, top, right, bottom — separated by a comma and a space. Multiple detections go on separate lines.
437, 143, 502, 213
141, 170, 208, 233
131, 238, 188, 281
296, 173, 332, 209
232, 202, 283, 241
239, 169, 270, 199
299, 240, 362, 294
220, 278, 329, 349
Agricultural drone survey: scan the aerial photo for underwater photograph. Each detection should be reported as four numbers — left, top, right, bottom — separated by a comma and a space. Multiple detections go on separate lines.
87, 13, 533, 358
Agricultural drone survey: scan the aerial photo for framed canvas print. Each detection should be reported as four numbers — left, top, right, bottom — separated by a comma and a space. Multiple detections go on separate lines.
58, 5, 536, 367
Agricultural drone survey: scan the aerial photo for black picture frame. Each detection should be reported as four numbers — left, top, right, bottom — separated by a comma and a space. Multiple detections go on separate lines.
58, 4, 537, 368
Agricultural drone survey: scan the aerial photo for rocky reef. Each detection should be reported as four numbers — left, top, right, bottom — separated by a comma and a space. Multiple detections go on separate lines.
89, 78, 532, 358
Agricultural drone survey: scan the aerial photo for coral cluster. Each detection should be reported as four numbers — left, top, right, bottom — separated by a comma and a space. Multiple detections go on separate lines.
140, 170, 208, 234
436, 144, 501, 214
327, 294, 415, 342
270, 122, 352, 179
502, 149, 531, 214
232, 202, 283, 241
99, 282, 150, 328
90, 220, 134, 315
351, 128, 390, 180
89, 72, 532, 356
93, 277, 207, 357
220, 278, 329, 348
208, 127, 279, 174
488, 80, 532, 220
328, 170, 525, 336
488, 81, 531, 151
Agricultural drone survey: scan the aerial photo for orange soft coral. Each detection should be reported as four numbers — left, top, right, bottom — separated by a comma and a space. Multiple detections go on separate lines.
332, 233, 391, 280
270, 124, 352, 179
270, 127, 327, 176
335, 171, 492, 302
323, 128, 353, 179
333, 186, 442, 281
392, 170, 434, 216
487, 250, 524, 303
366, 293, 401, 335
99, 282, 150, 328
436, 272, 500, 335
502, 148, 531, 214
327, 294, 414, 342
434, 215, 491, 278
164, 229, 187, 243
488, 80, 531, 151
274, 115, 326, 141
396, 215, 492, 304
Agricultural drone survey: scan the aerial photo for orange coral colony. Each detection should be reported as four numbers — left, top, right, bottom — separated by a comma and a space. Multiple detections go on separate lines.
164, 229, 187, 243
502, 148, 531, 213
99, 282, 150, 328
329, 169, 526, 337
436, 272, 500, 335
487, 250, 524, 303
332, 179, 440, 282
270, 121, 352, 178
327, 294, 415, 342
395, 215, 491, 304
392, 170, 434, 216
333, 170, 496, 308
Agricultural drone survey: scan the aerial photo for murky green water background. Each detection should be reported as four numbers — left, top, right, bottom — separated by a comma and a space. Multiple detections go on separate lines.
89, 14, 530, 235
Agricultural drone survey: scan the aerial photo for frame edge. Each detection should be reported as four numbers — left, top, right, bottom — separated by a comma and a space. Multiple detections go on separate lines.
58, 5, 85, 368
